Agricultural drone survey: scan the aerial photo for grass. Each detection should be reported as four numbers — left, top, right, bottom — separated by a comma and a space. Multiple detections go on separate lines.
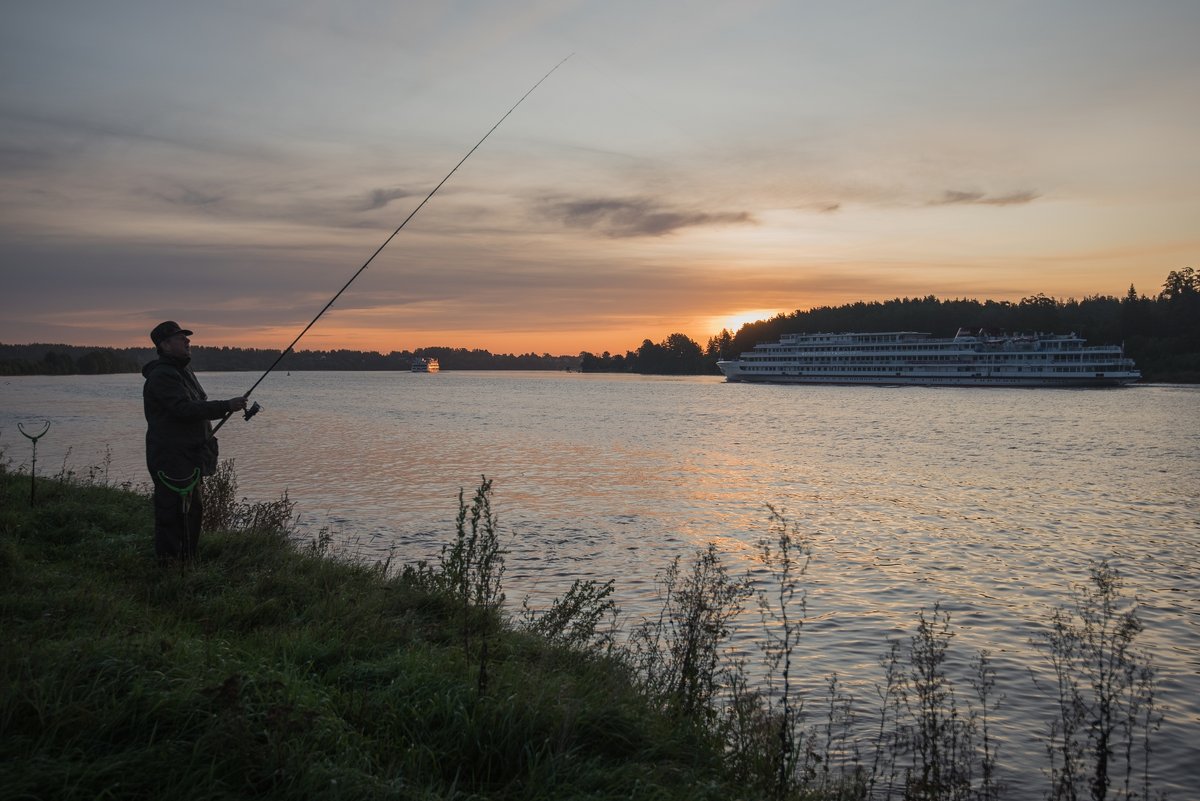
0, 470, 736, 800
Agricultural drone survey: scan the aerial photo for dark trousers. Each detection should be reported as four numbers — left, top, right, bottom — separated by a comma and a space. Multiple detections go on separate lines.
152, 474, 204, 563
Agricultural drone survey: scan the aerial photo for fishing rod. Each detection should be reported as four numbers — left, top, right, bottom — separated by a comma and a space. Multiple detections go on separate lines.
211, 55, 572, 436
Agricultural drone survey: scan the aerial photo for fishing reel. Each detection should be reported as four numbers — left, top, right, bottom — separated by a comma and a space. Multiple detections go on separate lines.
244, 401, 262, 421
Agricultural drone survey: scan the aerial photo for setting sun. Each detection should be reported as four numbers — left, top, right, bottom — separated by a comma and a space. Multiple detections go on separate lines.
712, 309, 786, 336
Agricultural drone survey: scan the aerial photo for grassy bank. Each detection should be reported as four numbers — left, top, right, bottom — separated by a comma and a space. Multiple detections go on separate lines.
0, 471, 737, 800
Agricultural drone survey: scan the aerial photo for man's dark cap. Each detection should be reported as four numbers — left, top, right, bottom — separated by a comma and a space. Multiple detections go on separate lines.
150, 321, 193, 346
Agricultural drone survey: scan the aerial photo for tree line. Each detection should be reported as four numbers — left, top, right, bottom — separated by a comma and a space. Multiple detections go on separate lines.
580, 332, 716, 375
0, 348, 144, 376
581, 267, 1200, 382
0, 344, 577, 376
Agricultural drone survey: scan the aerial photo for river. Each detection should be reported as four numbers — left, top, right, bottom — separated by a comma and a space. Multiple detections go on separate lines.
3, 371, 1198, 796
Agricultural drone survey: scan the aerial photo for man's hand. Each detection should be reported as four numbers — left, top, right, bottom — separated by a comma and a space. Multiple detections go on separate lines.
228, 396, 248, 412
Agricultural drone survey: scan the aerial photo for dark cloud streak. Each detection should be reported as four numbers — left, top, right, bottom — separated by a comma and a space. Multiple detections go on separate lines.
934, 189, 1039, 206
543, 195, 755, 238
152, 186, 225, 207
359, 187, 413, 211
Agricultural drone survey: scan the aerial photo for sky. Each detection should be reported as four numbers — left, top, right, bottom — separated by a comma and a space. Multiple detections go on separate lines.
2, 1, 1198, 355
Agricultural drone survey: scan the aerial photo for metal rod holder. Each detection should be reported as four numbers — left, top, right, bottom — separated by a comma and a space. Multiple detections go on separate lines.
18, 420, 51, 506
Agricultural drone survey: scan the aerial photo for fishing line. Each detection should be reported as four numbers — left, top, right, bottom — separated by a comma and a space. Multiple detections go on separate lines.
211, 55, 572, 436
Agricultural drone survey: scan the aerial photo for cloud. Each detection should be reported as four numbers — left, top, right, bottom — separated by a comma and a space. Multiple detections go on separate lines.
153, 186, 225, 207
542, 196, 755, 238
934, 189, 1040, 207
360, 187, 414, 212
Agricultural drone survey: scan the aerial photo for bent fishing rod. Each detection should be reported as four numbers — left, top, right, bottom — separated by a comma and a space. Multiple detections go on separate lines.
211, 55, 571, 437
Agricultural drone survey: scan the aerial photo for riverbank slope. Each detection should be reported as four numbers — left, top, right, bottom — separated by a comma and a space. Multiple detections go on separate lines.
0, 471, 738, 800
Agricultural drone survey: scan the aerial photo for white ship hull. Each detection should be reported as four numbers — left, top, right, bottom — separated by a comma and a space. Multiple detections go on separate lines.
715, 370, 1136, 388
718, 330, 1140, 388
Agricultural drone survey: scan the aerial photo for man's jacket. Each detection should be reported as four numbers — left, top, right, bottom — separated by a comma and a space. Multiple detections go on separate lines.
142, 355, 231, 479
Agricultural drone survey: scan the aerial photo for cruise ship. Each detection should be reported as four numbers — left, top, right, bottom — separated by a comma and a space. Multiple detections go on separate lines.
716, 329, 1140, 387
411, 357, 440, 373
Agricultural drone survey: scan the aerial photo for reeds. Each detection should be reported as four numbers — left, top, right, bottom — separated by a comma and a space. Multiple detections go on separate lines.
618, 506, 1160, 801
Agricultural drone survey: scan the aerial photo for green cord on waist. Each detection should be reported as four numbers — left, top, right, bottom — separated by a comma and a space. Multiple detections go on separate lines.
157, 468, 201, 497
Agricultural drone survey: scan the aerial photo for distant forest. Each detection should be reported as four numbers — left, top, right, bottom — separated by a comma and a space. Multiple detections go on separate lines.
3, 268, 1197, 381
0, 345, 577, 377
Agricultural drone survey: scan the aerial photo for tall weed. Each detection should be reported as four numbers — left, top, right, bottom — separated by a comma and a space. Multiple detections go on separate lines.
898, 605, 981, 800
438, 477, 507, 692
756, 505, 813, 797
1036, 560, 1161, 801
521, 578, 617, 651
204, 458, 295, 536
629, 543, 753, 723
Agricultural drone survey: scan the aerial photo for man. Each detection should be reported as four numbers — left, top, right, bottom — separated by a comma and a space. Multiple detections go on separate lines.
142, 321, 247, 564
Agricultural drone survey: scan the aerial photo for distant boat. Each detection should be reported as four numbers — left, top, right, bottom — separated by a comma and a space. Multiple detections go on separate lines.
411, 357, 440, 373
717, 329, 1140, 387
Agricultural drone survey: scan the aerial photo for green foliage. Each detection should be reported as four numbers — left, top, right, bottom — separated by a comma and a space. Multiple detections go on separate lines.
756, 506, 814, 798
440, 478, 506, 617
1036, 561, 1161, 801
627, 514, 1158, 801
438, 477, 507, 692
204, 458, 296, 535
521, 578, 617, 650
897, 606, 993, 801
0, 469, 737, 801
629, 543, 753, 723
